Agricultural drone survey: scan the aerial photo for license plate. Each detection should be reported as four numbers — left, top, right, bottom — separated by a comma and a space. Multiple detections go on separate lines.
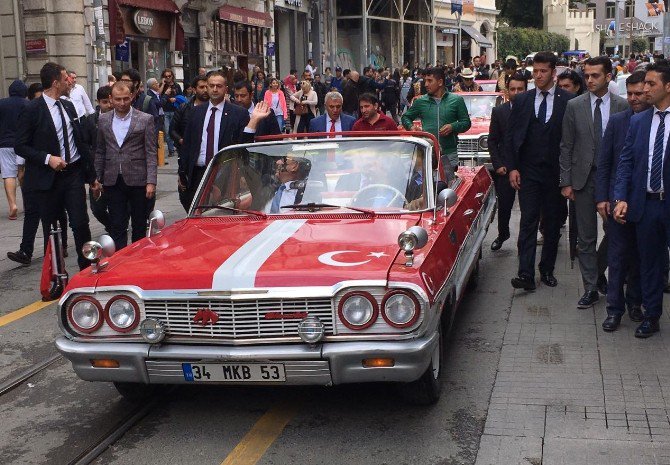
182, 362, 286, 382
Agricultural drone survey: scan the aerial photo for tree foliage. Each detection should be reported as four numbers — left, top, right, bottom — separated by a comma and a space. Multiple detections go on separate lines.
496, 0, 543, 28
632, 37, 648, 53
497, 28, 571, 60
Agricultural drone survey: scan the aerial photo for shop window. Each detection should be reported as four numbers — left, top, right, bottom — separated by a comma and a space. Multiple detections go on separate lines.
337, 2, 362, 16
606, 4, 615, 18
625, 0, 634, 17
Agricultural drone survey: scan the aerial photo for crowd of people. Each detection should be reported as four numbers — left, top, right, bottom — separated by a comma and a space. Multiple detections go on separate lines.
2, 50, 669, 339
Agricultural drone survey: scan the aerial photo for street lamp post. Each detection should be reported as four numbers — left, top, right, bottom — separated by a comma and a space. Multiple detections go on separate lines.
614, 0, 621, 55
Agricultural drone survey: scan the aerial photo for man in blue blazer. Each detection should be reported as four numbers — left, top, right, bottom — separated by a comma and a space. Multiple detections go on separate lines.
595, 71, 646, 331
613, 63, 670, 338
309, 91, 355, 134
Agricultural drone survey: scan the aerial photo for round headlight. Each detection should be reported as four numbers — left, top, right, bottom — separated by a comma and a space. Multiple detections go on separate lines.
298, 316, 325, 344
68, 296, 103, 333
338, 292, 378, 330
82, 241, 103, 261
105, 296, 140, 332
479, 136, 489, 150
140, 318, 165, 344
398, 232, 418, 252
382, 290, 420, 328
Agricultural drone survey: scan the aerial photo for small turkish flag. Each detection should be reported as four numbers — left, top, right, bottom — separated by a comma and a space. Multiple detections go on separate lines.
40, 240, 54, 301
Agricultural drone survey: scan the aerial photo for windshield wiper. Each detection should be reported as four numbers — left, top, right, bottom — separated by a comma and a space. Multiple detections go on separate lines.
280, 202, 376, 217
194, 205, 267, 219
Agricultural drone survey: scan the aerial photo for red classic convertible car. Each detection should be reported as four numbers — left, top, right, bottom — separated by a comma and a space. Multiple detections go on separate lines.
55, 132, 495, 405
455, 91, 504, 168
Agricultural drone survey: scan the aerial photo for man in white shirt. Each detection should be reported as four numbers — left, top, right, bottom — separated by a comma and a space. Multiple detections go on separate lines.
64, 71, 94, 119
94, 81, 157, 249
305, 59, 318, 77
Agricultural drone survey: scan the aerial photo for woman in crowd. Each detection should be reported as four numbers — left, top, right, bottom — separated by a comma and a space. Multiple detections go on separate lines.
263, 78, 288, 133
290, 80, 318, 134
283, 74, 298, 132
557, 69, 586, 95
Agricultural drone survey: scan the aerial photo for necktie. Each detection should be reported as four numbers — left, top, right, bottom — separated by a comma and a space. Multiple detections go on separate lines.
537, 91, 548, 124
205, 107, 217, 165
55, 101, 71, 162
329, 119, 336, 138
650, 110, 668, 192
593, 97, 603, 156
270, 184, 286, 213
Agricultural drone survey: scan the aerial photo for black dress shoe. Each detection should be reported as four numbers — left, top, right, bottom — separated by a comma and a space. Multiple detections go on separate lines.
597, 275, 608, 295
635, 319, 660, 338
491, 235, 509, 251
577, 290, 599, 309
511, 275, 536, 291
602, 315, 622, 332
540, 272, 558, 287
628, 305, 644, 322
7, 250, 31, 266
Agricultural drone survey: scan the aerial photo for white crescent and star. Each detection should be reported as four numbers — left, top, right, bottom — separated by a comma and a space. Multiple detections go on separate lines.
318, 250, 389, 267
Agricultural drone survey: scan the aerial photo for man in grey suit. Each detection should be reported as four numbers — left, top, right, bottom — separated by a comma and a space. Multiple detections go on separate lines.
94, 81, 157, 250
560, 56, 629, 308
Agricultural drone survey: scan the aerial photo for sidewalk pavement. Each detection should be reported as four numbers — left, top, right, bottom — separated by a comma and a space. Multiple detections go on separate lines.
0, 162, 184, 275
475, 217, 670, 464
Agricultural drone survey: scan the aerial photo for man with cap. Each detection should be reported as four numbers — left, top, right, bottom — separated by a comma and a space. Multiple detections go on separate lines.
453, 69, 483, 92
330, 67, 344, 93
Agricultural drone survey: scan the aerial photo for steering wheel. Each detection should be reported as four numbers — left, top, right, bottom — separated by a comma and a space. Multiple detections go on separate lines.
351, 184, 407, 208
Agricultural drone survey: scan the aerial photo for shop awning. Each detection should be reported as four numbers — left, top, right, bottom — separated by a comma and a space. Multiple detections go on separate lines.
219, 5, 273, 28
461, 25, 493, 48
116, 0, 180, 14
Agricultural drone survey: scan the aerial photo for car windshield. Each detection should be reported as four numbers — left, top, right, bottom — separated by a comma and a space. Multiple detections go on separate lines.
191, 139, 429, 217
460, 94, 500, 118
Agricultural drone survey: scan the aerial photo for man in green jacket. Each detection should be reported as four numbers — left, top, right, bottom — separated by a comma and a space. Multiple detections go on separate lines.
401, 67, 471, 179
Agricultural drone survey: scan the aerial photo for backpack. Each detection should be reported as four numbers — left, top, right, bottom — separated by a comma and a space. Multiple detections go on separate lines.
141, 94, 153, 113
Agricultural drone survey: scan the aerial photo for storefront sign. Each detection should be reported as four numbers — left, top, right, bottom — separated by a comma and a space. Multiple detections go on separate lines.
133, 9, 156, 34
285, 0, 303, 6
219, 6, 273, 28
461, 38, 471, 48
25, 38, 47, 54
266, 41, 275, 56
595, 21, 661, 36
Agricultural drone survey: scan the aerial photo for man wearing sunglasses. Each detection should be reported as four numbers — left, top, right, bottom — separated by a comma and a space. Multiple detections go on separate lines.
160, 68, 182, 158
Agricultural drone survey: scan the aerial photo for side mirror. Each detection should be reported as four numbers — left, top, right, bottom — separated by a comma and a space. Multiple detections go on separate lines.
82, 234, 116, 274
147, 210, 166, 237
437, 188, 458, 215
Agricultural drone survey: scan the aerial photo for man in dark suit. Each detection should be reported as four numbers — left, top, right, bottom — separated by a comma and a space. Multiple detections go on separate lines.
596, 71, 647, 331
14, 62, 100, 270
170, 74, 209, 212
560, 56, 629, 308
613, 63, 670, 338
489, 72, 527, 251
506, 51, 575, 290
94, 81, 157, 250
233, 80, 280, 137
180, 72, 269, 210
309, 91, 355, 134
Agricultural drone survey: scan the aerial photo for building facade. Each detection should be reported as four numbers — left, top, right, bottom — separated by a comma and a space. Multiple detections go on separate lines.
0, 1, 502, 98
434, 0, 499, 66
544, 0, 600, 55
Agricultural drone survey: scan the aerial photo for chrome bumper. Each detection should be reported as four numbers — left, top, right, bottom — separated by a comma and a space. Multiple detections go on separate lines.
54, 332, 438, 386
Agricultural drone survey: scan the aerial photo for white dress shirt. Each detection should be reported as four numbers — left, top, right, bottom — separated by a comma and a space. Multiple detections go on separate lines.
65, 83, 94, 117
247, 102, 255, 117
647, 107, 670, 192
150, 89, 165, 116
590, 91, 611, 138
44, 93, 80, 164
534, 85, 556, 123
198, 100, 226, 167
264, 181, 299, 213
328, 116, 342, 135
112, 109, 132, 147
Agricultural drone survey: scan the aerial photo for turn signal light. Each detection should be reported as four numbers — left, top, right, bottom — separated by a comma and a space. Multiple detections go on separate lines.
362, 358, 395, 368
90, 359, 120, 368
